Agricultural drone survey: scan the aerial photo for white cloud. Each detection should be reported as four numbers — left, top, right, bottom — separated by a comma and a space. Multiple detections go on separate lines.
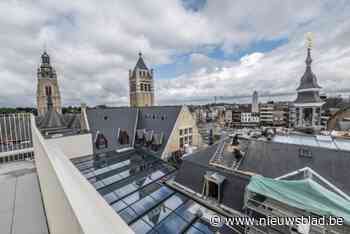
0, 0, 349, 107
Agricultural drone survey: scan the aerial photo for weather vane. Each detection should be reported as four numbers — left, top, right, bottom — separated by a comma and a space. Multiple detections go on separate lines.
306, 32, 313, 49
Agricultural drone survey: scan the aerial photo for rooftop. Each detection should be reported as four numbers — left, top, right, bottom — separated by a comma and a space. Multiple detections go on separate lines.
0, 161, 49, 234
72, 149, 229, 234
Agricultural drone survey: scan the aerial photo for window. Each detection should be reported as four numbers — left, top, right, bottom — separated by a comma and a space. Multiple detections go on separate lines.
179, 137, 184, 148
140, 83, 144, 91
45, 86, 52, 96
189, 135, 193, 145
118, 130, 130, 145
184, 128, 188, 134
104, 116, 108, 120
299, 148, 312, 158
95, 133, 108, 149
189, 128, 193, 134
203, 172, 225, 202
179, 129, 183, 136
207, 181, 219, 199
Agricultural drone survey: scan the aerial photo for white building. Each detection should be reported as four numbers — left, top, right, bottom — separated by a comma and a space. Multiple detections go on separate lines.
252, 91, 259, 113
241, 112, 260, 127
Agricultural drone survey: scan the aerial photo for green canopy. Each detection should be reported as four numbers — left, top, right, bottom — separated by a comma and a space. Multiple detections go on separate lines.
247, 175, 350, 223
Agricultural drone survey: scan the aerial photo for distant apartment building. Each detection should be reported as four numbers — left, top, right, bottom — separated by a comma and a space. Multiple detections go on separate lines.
273, 103, 290, 127
224, 109, 233, 126
272, 110, 285, 126
232, 109, 242, 128
259, 103, 274, 126
241, 112, 259, 128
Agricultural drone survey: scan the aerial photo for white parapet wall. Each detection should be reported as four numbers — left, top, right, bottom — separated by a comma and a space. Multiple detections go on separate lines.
46, 133, 93, 159
30, 115, 134, 234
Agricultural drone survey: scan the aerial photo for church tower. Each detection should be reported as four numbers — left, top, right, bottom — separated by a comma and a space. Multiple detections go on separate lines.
36, 51, 62, 116
294, 34, 324, 129
129, 52, 154, 107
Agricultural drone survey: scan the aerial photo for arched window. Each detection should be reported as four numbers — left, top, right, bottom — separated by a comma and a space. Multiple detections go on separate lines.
95, 132, 108, 149
45, 86, 52, 96
118, 130, 130, 145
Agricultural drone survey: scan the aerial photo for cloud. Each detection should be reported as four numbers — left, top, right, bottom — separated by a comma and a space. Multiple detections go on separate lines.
0, 0, 349, 107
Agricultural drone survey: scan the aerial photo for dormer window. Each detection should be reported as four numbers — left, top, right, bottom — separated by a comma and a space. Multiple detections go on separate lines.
95, 132, 108, 149
202, 171, 225, 202
299, 148, 312, 158
118, 130, 130, 145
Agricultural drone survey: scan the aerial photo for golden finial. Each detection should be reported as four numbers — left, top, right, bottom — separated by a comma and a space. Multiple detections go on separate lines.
306, 32, 313, 49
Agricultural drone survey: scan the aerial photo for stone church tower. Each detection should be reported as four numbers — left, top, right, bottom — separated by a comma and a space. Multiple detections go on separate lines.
36, 51, 62, 116
129, 52, 154, 107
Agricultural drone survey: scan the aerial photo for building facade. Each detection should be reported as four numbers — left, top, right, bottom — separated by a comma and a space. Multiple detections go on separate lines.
36, 51, 62, 116
129, 53, 155, 107
294, 41, 324, 130
259, 103, 274, 126
252, 90, 259, 113
241, 112, 259, 128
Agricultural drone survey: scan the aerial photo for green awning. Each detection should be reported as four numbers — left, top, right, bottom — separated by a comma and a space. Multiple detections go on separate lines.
247, 175, 350, 223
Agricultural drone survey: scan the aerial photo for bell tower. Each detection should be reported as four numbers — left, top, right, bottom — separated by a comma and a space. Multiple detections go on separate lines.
36, 51, 62, 116
294, 33, 324, 129
129, 52, 154, 107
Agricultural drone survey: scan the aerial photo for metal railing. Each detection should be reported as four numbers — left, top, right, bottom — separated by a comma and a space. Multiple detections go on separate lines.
0, 113, 33, 163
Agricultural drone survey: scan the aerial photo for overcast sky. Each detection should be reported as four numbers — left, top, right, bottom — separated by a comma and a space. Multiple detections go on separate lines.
1, 0, 350, 107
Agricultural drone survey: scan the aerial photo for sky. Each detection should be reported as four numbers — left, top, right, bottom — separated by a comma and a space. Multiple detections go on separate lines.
1, 0, 350, 107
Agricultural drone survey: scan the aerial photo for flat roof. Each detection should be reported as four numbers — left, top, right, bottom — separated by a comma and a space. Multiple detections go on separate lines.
272, 134, 350, 151
73, 150, 229, 234
0, 161, 49, 234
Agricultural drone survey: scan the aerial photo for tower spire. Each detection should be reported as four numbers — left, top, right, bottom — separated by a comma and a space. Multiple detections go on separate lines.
305, 32, 313, 67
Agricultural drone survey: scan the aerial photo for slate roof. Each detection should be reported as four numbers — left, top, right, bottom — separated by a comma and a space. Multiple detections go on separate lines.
296, 48, 321, 91
86, 107, 138, 154
134, 53, 148, 71
64, 114, 81, 130
136, 106, 182, 157
37, 109, 67, 130
294, 91, 323, 104
174, 143, 251, 212
238, 139, 350, 195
